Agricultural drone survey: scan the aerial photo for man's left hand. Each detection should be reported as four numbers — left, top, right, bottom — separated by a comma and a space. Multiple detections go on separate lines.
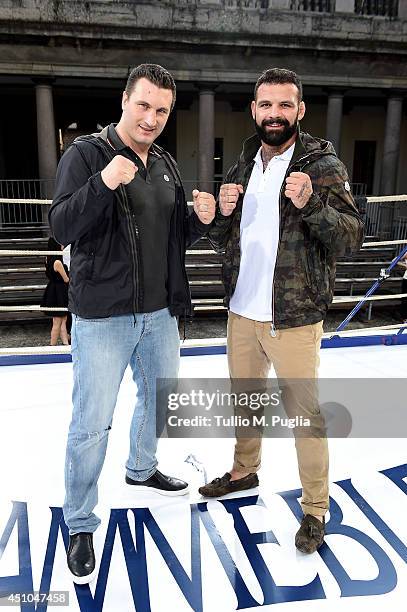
193, 190, 216, 224
285, 172, 313, 209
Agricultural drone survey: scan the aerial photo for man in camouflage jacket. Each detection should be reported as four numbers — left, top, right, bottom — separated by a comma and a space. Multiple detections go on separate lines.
199, 68, 364, 554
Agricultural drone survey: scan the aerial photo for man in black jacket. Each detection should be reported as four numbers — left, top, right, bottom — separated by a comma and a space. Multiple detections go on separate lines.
49, 64, 215, 584
199, 68, 364, 555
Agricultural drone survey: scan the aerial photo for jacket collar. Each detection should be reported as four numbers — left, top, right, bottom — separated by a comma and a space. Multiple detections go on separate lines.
87, 123, 161, 157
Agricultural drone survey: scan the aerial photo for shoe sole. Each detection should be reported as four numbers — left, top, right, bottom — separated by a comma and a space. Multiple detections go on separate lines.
68, 566, 98, 585
295, 542, 324, 554
295, 535, 325, 553
199, 483, 259, 498
126, 483, 190, 496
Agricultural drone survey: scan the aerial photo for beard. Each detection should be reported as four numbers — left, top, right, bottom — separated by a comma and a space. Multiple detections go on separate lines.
254, 115, 298, 147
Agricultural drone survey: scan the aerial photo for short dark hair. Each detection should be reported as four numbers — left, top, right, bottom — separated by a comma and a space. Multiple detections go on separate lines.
125, 64, 176, 110
254, 68, 303, 102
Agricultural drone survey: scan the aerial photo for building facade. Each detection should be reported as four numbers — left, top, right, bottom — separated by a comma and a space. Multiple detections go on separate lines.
0, 0, 406, 196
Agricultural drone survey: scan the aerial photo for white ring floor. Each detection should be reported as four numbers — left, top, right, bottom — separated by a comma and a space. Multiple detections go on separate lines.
0, 343, 406, 611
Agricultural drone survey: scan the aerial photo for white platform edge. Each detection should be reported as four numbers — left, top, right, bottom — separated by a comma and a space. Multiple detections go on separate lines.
1, 325, 407, 357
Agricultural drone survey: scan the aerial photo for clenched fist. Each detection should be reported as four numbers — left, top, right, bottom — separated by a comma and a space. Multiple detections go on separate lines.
285, 172, 313, 209
192, 190, 216, 225
101, 155, 138, 190
219, 183, 244, 216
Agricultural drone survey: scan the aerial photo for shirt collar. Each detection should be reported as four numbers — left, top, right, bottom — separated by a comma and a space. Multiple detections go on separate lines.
254, 142, 296, 166
278, 142, 296, 161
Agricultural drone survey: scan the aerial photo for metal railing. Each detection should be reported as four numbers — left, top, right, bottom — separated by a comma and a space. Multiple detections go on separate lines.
0, 181, 364, 228
178, 0, 270, 6
193, 0, 399, 13
0, 180, 54, 230
0, 199, 51, 228
223, 0, 270, 6
393, 216, 407, 253
1, 197, 406, 322
364, 195, 407, 242
0, 179, 55, 200
290, 0, 335, 11
351, 183, 367, 196
0, 178, 367, 201
354, 0, 398, 17
4, 188, 407, 243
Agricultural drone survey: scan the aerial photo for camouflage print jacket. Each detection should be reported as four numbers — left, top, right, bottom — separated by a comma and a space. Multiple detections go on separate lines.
208, 130, 365, 329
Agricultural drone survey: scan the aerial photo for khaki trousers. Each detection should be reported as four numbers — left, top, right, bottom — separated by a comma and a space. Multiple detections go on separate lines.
227, 312, 329, 517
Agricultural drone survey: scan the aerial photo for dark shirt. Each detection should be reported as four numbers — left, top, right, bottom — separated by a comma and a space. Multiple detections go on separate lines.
107, 123, 175, 313
45, 255, 68, 283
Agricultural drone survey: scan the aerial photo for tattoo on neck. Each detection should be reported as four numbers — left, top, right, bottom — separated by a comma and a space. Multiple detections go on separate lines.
261, 148, 273, 172
261, 140, 293, 172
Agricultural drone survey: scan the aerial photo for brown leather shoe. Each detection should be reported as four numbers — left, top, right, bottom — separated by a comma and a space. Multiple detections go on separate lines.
295, 514, 325, 554
198, 472, 259, 498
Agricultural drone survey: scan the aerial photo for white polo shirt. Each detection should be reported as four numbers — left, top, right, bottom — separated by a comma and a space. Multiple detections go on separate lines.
229, 142, 295, 321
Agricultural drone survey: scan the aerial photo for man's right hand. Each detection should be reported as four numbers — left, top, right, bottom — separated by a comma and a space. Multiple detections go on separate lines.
219, 183, 244, 216
101, 155, 138, 190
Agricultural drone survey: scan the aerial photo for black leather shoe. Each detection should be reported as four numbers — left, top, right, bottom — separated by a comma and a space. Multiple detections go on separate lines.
295, 514, 325, 554
125, 469, 189, 496
199, 472, 259, 498
67, 532, 96, 584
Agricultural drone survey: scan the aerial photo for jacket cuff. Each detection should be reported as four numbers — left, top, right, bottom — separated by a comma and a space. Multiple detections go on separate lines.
191, 209, 212, 234
90, 171, 116, 198
215, 204, 235, 222
218, 211, 233, 220
301, 192, 323, 217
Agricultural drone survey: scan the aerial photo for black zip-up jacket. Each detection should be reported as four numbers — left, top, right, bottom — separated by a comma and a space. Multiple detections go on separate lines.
49, 126, 208, 318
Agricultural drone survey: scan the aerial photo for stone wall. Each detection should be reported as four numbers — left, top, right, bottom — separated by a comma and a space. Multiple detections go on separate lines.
0, 0, 406, 86
0, 0, 405, 45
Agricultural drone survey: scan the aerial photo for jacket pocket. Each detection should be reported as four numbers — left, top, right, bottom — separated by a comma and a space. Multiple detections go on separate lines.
308, 246, 331, 304
303, 251, 318, 295
88, 247, 96, 280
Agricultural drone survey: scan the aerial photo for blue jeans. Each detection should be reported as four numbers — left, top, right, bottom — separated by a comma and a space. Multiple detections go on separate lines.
63, 308, 180, 535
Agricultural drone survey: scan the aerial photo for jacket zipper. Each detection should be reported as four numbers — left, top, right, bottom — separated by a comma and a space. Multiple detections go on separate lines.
177, 189, 192, 322
98, 139, 141, 318
160, 150, 192, 317
270, 152, 313, 336
118, 183, 141, 318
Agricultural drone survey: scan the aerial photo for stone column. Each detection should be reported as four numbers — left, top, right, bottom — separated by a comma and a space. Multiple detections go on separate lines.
335, 0, 354, 12
34, 80, 58, 195
326, 89, 344, 157
399, 2, 407, 19
270, 0, 291, 8
380, 92, 404, 196
198, 85, 216, 193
